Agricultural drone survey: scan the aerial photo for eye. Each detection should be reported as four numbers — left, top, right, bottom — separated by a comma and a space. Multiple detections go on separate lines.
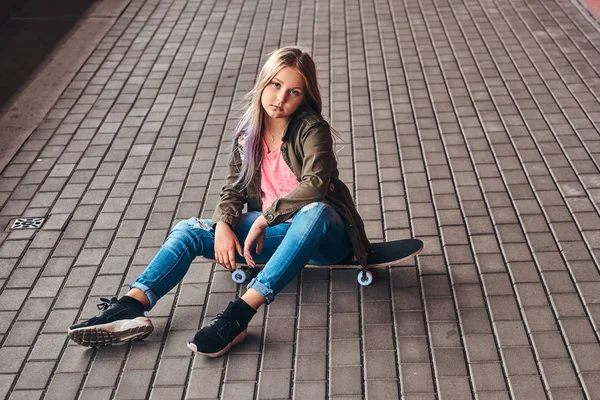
291, 90, 300, 96
272, 81, 280, 88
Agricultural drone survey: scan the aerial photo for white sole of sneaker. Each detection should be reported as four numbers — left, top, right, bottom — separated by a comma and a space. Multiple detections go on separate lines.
187, 329, 247, 358
68, 317, 154, 347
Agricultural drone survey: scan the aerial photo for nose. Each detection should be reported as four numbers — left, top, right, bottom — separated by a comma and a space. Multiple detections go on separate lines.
277, 92, 286, 104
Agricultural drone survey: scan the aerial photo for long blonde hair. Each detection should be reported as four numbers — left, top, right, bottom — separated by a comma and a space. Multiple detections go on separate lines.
232, 46, 328, 188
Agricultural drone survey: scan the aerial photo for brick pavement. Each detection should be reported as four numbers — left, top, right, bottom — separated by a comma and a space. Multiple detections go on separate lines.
0, 0, 599, 398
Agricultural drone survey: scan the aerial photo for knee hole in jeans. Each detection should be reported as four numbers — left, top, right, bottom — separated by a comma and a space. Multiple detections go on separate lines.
180, 217, 211, 230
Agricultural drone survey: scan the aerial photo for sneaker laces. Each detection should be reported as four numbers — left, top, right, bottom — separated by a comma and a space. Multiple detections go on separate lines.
210, 312, 239, 327
96, 297, 114, 311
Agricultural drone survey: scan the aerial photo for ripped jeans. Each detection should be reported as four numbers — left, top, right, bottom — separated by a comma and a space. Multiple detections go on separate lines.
130, 202, 352, 308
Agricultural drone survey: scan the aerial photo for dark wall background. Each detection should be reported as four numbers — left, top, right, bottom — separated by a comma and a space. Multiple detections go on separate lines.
0, 0, 97, 112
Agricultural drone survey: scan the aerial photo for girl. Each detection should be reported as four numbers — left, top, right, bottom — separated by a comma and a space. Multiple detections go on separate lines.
68, 46, 370, 358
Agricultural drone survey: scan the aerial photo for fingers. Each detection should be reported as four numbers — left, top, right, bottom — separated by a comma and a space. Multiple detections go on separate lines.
215, 250, 233, 271
228, 249, 236, 271
243, 242, 255, 268
235, 238, 243, 258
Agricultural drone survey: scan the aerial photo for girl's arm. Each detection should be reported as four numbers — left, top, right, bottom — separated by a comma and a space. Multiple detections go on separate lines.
212, 145, 246, 229
262, 121, 334, 226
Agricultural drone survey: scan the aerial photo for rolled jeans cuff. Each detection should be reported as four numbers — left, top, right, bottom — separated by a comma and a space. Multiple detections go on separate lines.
247, 278, 275, 304
129, 282, 157, 310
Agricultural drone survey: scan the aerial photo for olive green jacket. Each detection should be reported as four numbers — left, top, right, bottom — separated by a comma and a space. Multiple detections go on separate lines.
212, 108, 371, 267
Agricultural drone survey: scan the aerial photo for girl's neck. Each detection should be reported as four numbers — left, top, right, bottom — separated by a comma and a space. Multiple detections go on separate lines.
263, 116, 289, 136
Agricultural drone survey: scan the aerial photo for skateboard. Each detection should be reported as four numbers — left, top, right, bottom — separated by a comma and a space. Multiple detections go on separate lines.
203, 238, 423, 287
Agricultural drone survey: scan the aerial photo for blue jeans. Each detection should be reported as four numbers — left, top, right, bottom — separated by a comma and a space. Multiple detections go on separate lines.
130, 202, 351, 307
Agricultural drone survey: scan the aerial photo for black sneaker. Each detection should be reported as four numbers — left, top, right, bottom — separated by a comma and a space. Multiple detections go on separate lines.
187, 299, 256, 358
68, 297, 153, 347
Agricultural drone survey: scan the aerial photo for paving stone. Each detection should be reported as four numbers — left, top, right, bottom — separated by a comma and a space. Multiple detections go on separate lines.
521, 306, 558, 332
41, 214, 72, 231
0, 346, 29, 373
494, 321, 530, 347
297, 304, 327, 329
331, 313, 360, 339
296, 329, 327, 355
294, 354, 326, 381
6, 268, 39, 289
44, 373, 84, 400
502, 347, 539, 375
364, 324, 395, 352
508, 375, 546, 399
300, 280, 328, 304
123, 341, 161, 370
430, 322, 463, 347
170, 305, 203, 331
332, 291, 359, 313
488, 295, 521, 321
264, 317, 295, 343
257, 369, 291, 399
539, 358, 580, 389
425, 297, 456, 321
400, 363, 435, 394
330, 366, 362, 396
29, 276, 64, 298
42, 257, 74, 277
0, 375, 16, 400
4, 320, 43, 346
432, 347, 468, 376
14, 361, 55, 390
220, 381, 255, 400
363, 301, 393, 324
580, 372, 600, 399
560, 318, 598, 344
149, 387, 184, 400
551, 293, 587, 317
294, 381, 326, 400
153, 357, 190, 387
79, 387, 113, 399
365, 350, 397, 379
261, 342, 294, 370
570, 344, 600, 372
114, 369, 153, 400
177, 283, 208, 307
56, 344, 93, 373
470, 363, 508, 392
84, 359, 122, 388
29, 333, 67, 360
8, 389, 44, 400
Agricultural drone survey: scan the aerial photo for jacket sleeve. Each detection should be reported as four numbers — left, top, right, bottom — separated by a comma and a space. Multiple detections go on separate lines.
262, 121, 334, 226
211, 141, 246, 229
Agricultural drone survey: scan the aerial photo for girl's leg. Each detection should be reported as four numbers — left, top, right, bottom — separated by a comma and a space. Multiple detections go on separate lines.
189, 202, 351, 357
129, 212, 291, 308
246, 201, 351, 304
127, 217, 219, 308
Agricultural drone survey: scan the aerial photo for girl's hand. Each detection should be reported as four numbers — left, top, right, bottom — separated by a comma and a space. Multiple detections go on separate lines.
243, 215, 268, 268
214, 221, 243, 271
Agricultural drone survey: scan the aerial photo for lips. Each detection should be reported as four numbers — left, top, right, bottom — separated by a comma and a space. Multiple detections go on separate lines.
271, 105, 283, 111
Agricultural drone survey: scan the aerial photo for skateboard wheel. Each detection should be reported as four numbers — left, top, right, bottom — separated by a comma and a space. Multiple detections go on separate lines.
357, 270, 373, 286
232, 269, 247, 284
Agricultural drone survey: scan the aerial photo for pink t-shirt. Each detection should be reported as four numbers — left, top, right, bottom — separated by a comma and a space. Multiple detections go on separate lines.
261, 139, 299, 211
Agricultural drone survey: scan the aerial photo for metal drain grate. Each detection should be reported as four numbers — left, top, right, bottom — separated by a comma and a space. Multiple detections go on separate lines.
10, 217, 45, 229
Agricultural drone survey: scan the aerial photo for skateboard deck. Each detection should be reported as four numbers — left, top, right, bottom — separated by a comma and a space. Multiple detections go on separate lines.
201, 238, 423, 268
306, 238, 424, 268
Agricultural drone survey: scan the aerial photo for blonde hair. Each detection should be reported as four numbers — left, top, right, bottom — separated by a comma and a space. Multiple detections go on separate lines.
232, 46, 329, 188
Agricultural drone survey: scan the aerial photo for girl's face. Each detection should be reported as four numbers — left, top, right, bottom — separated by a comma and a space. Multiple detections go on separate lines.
261, 67, 305, 121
